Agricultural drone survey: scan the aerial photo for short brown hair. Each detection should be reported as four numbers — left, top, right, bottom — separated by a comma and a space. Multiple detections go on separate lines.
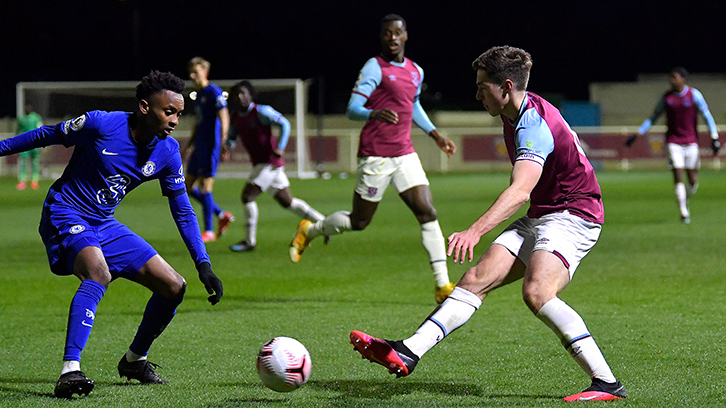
188, 56, 211, 71
472, 46, 532, 91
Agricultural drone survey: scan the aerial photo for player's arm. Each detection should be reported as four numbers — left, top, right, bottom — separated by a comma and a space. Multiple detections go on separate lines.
447, 160, 542, 264
0, 114, 91, 156
627, 98, 665, 146
0, 125, 62, 156
346, 58, 398, 123
162, 154, 223, 304
692, 89, 721, 154
412, 99, 456, 157
218, 107, 230, 145
258, 105, 291, 157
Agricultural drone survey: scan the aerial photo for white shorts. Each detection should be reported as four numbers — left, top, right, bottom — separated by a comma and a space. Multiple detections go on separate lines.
492, 211, 601, 279
354, 153, 429, 202
667, 143, 700, 170
249, 164, 290, 194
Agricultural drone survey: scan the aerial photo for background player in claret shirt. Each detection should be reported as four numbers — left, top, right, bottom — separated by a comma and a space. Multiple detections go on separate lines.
350, 46, 628, 402
223, 80, 326, 252
289, 14, 457, 304
626, 67, 720, 224
186, 57, 234, 242
15, 103, 44, 190
0, 71, 223, 398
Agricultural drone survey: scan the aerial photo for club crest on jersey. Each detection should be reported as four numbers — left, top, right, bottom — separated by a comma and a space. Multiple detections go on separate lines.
411, 71, 420, 87
368, 187, 378, 197
69, 225, 86, 234
62, 114, 87, 134
142, 161, 156, 176
683, 97, 692, 108
388, 75, 397, 82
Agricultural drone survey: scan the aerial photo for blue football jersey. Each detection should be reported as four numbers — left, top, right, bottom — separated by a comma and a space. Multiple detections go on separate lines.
0, 110, 210, 266
48, 111, 186, 220
192, 83, 227, 154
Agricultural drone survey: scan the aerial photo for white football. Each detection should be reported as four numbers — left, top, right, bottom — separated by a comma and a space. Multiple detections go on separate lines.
256, 337, 312, 392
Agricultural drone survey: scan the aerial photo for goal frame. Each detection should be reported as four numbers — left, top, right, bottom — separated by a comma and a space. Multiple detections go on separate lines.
16, 78, 317, 179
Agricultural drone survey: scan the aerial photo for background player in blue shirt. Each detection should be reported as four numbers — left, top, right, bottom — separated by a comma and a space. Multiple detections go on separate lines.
0, 71, 223, 398
186, 57, 234, 242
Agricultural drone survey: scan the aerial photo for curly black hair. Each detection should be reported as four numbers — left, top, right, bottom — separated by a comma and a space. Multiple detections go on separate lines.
135, 70, 185, 101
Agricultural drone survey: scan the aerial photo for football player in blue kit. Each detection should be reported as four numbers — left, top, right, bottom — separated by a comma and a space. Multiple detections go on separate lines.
0, 71, 224, 398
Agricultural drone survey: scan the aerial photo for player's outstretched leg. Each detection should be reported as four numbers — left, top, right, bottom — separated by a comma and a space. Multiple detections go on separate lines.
54, 371, 95, 398
289, 220, 313, 263
350, 330, 419, 378
217, 211, 235, 237
564, 378, 628, 402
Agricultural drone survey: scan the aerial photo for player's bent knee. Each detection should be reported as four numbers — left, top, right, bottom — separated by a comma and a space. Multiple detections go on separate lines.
521, 286, 553, 314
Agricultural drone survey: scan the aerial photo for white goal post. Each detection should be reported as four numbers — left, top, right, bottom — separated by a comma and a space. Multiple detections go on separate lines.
16, 78, 317, 179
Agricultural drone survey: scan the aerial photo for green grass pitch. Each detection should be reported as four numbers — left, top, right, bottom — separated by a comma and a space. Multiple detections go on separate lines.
1, 170, 725, 407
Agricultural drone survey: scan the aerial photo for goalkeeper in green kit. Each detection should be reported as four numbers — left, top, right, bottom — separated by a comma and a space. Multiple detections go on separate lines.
15, 104, 43, 190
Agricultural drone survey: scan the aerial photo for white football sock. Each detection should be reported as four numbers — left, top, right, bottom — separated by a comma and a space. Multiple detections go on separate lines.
125, 349, 147, 362
244, 202, 259, 246
420, 220, 450, 287
675, 182, 689, 217
307, 211, 351, 239
61, 360, 81, 375
536, 297, 616, 383
287, 197, 325, 222
687, 181, 699, 198
403, 287, 481, 358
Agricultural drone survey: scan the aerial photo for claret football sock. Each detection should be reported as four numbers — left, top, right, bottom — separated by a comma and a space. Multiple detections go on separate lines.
64, 280, 106, 363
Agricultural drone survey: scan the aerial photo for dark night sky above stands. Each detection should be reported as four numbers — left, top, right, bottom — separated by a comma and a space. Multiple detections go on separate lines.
2, 0, 726, 117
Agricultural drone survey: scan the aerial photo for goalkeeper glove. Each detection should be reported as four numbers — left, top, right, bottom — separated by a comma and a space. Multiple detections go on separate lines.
712, 139, 721, 156
625, 134, 638, 147
197, 262, 223, 305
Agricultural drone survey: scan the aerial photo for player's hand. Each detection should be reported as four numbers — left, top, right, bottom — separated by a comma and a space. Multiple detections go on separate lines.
197, 262, 223, 305
430, 130, 456, 158
220, 143, 230, 161
625, 134, 638, 147
370, 109, 398, 124
272, 148, 284, 158
712, 139, 721, 156
447, 229, 481, 264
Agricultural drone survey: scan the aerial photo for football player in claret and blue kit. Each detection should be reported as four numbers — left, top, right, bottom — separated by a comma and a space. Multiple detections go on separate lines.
0, 70, 223, 398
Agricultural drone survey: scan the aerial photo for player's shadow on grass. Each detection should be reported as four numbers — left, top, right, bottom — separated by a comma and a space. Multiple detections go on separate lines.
308, 379, 561, 401
0, 377, 57, 399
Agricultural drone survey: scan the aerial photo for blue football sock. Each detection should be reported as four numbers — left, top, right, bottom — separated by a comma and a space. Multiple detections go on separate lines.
200, 192, 221, 230
64, 280, 106, 362
129, 293, 182, 357
189, 187, 203, 203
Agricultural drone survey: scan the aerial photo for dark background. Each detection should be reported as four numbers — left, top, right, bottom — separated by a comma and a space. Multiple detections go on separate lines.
2, 0, 725, 117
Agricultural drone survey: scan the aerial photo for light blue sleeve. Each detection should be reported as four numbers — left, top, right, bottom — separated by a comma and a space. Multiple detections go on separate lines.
257, 104, 291, 150
346, 58, 382, 121
410, 62, 436, 134
514, 109, 555, 166
692, 88, 719, 138
639, 98, 665, 134
412, 99, 436, 134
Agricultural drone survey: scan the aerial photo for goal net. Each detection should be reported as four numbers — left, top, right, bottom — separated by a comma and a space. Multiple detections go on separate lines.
15, 78, 317, 179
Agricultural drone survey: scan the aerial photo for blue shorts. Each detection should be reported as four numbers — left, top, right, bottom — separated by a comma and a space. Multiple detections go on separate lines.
186, 148, 219, 178
39, 206, 157, 280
